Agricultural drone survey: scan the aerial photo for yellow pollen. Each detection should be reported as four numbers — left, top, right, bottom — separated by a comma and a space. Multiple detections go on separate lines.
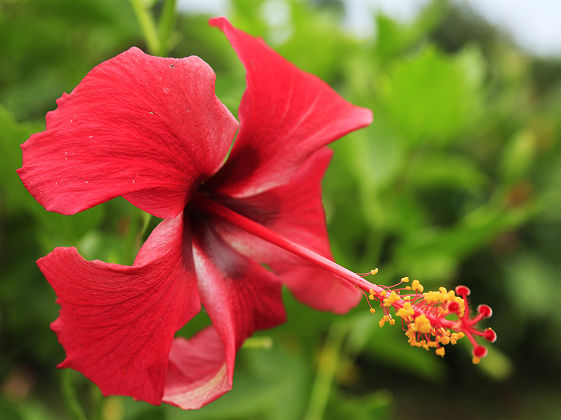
379, 315, 392, 327
361, 276, 489, 363
395, 302, 415, 320
450, 332, 465, 345
426, 290, 447, 303
472, 356, 481, 364
383, 291, 400, 307
411, 280, 424, 293
423, 291, 440, 304
414, 314, 432, 334
439, 335, 451, 345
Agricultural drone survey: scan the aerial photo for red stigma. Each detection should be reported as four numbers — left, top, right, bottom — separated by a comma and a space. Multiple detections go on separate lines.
455, 285, 471, 296
477, 304, 493, 318
473, 345, 487, 358
484, 328, 497, 343
448, 301, 460, 313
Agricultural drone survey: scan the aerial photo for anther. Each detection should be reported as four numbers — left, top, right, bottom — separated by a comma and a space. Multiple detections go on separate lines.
383, 291, 400, 307
414, 314, 432, 334
411, 279, 424, 293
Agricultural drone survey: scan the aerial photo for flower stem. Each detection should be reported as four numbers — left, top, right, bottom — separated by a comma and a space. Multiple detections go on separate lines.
61, 370, 88, 420
158, 0, 177, 51
193, 193, 379, 294
130, 0, 163, 55
304, 321, 348, 420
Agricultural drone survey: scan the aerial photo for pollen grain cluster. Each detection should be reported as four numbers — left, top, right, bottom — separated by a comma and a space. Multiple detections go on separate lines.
360, 271, 496, 363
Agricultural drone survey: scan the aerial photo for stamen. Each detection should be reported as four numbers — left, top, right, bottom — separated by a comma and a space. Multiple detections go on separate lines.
358, 268, 379, 277
192, 194, 495, 364
360, 270, 495, 363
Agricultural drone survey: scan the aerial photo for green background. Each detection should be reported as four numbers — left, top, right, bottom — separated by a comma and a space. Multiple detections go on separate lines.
1, 0, 560, 419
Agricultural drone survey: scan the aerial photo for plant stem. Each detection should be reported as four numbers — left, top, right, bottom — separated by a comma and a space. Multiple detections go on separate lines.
304, 321, 348, 420
158, 0, 177, 51
130, 0, 162, 55
61, 370, 88, 420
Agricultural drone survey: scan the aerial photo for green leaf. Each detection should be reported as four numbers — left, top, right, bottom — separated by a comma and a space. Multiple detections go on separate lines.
380, 45, 484, 145
0, 106, 42, 213
346, 313, 445, 382
278, 3, 359, 82
505, 253, 561, 322
477, 345, 513, 381
499, 129, 537, 183
165, 345, 310, 420
327, 390, 393, 420
374, 0, 443, 62
407, 153, 488, 193
394, 203, 535, 280
0, 106, 105, 249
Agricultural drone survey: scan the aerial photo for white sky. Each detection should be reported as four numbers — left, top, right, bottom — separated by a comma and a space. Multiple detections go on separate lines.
178, 0, 561, 57
460, 0, 561, 56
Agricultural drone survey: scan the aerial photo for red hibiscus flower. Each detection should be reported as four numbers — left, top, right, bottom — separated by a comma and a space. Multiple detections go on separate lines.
17, 18, 372, 408
18, 16, 497, 410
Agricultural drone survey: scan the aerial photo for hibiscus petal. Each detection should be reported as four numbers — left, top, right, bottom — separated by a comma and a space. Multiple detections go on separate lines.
163, 220, 286, 409
212, 147, 361, 314
207, 17, 372, 197
37, 215, 200, 405
163, 328, 228, 409
18, 47, 238, 219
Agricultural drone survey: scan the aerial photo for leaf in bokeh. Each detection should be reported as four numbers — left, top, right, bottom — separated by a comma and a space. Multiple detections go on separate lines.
499, 129, 537, 183
406, 153, 488, 194
346, 313, 445, 382
476, 344, 513, 381
0, 106, 42, 213
277, 2, 358, 82
328, 389, 393, 420
164, 345, 310, 420
394, 203, 535, 280
374, 1, 442, 62
379, 45, 484, 145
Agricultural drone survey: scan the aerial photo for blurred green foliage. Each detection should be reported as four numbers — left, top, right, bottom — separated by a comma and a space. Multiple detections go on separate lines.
1, 0, 561, 419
